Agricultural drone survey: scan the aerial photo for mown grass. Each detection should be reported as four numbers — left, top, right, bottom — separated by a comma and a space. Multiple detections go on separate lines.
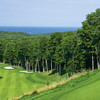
0, 63, 65, 100
20, 69, 100, 100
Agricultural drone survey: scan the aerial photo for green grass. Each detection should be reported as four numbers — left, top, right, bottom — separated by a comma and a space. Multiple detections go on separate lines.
20, 69, 100, 100
0, 63, 64, 100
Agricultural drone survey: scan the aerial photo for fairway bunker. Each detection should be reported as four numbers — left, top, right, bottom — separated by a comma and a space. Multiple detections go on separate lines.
19, 71, 28, 73
25, 72, 33, 73
4, 66, 14, 69
19, 71, 33, 73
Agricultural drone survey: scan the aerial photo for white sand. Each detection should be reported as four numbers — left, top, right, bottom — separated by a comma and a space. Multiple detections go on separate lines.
19, 71, 33, 73
19, 71, 28, 73
4, 66, 14, 69
25, 72, 33, 73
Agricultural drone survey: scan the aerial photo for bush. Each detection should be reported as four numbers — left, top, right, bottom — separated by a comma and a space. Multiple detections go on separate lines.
31, 90, 38, 95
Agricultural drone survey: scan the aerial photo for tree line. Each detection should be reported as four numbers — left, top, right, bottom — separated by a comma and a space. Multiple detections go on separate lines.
0, 9, 100, 76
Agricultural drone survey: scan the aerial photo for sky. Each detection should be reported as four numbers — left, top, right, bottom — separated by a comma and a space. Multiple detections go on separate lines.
0, 0, 100, 27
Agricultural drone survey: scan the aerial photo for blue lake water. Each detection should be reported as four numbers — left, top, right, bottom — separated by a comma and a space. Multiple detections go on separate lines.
0, 26, 80, 34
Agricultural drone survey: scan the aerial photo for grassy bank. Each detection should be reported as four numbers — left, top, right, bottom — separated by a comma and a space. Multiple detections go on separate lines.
20, 69, 100, 100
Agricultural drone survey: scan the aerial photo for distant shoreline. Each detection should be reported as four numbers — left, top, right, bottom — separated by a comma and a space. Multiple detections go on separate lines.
0, 26, 81, 34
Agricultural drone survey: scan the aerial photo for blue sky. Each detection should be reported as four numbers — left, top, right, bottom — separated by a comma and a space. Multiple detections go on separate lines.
0, 0, 100, 27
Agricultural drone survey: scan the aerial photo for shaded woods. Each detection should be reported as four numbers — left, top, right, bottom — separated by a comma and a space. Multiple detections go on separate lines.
0, 9, 100, 76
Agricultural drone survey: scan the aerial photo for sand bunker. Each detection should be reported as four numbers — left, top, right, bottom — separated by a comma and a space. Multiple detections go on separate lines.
25, 72, 33, 73
19, 71, 33, 73
4, 66, 14, 69
19, 71, 28, 73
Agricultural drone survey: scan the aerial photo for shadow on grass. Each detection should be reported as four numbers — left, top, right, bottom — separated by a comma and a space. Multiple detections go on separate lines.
49, 69, 57, 75
49, 68, 66, 76
0, 76, 3, 79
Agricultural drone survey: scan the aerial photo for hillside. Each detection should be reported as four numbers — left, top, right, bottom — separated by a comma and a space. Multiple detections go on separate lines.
0, 31, 29, 40
0, 31, 51, 41
20, 69, 100, 100
0, 63, 65, 100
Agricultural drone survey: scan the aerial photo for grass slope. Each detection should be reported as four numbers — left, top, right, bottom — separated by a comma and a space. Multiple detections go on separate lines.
0, 63, 64, 100
20, 69, 100, 100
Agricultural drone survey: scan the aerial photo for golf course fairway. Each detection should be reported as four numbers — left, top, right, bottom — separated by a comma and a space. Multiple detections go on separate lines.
0, 63, 63, 100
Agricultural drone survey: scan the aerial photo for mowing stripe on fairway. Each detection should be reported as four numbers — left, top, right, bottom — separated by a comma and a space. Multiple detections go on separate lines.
14, 71, 23, 97
0, 70, 11, 100
20, 73, 30, 93
0, 69, 7, 96
7, 72, 16, 99
0, 69, 9, 94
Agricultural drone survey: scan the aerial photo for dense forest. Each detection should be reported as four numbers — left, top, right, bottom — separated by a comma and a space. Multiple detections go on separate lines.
0, 9, 100, 76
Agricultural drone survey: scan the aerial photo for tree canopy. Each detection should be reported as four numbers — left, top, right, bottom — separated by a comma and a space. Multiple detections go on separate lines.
0, 8, 100, 76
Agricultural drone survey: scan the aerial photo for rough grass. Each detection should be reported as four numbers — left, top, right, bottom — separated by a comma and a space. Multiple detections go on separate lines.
20, 69, 100, 100
0, 63, 65, 100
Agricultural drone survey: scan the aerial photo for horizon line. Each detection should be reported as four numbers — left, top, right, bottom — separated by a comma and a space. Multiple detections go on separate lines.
0, 26, 81, 28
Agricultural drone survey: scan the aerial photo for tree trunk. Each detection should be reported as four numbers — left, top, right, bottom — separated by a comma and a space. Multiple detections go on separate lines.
35, 61, 37, 72
37, 60, 40, 72
21, 63, 23, 67
45, 59, 48, 73
26, 60, 29, 71
25, 57, 27, 71
59, 64, 61, 76
43, 59, 45, 72
29, 63, 30, 71
26, 63, 28, 71
67, 73, 69, 79
32, 65, 34, 72
96, 54, 99, 69
92, 53, 94, 70
18, 61, 20, 66
3, 58, 5, 63
98, 56, 100, 68
96, 47, 99, 69
57, 64, 58, 76
98, 57, 100, 68
54, 63, 56, 69
51, 59, 53, 71
10, 62, 11, 66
